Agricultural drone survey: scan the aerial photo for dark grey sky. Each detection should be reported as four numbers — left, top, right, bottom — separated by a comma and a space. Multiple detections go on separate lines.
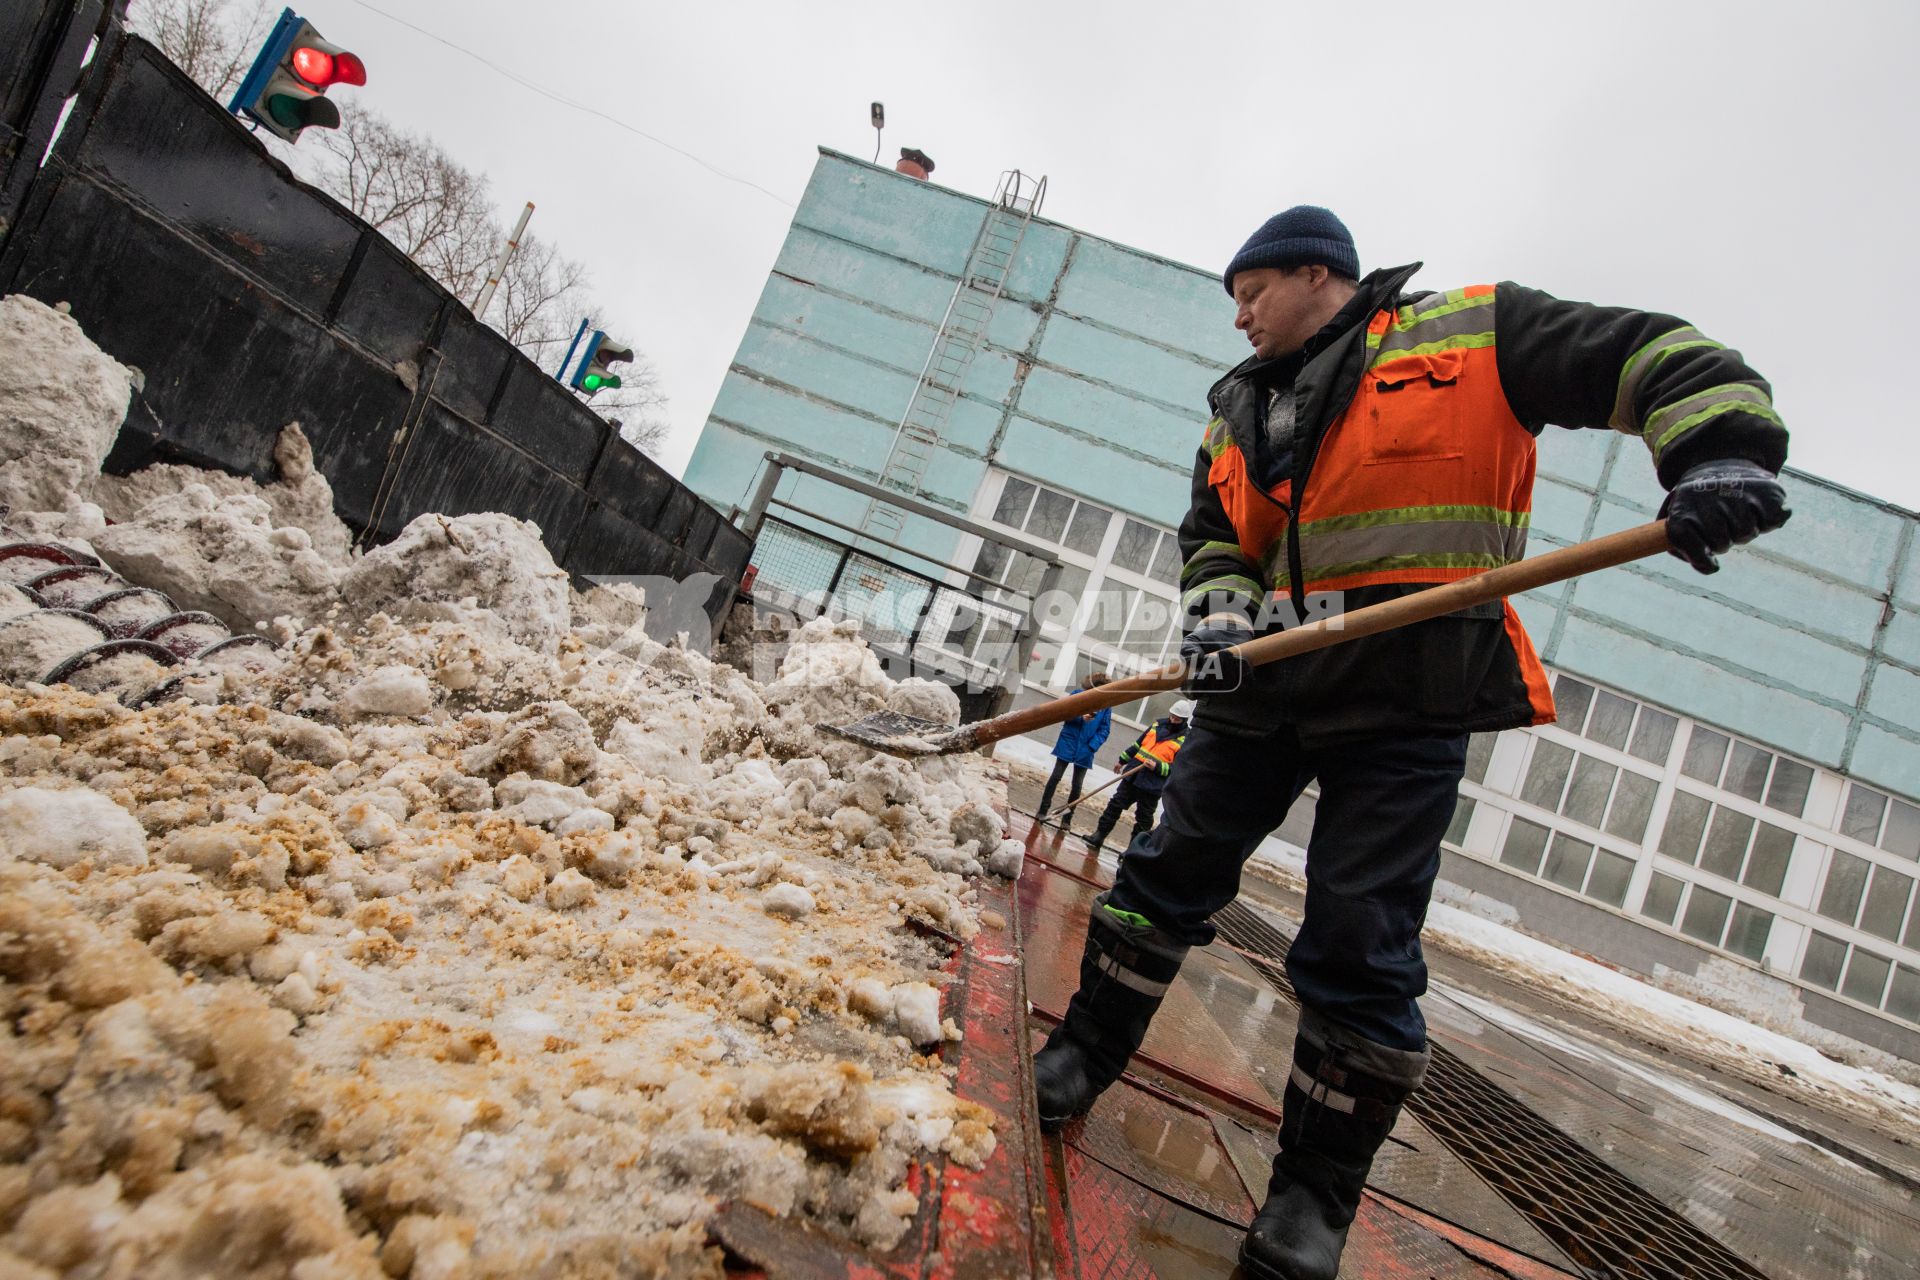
299, 0, 1918, 508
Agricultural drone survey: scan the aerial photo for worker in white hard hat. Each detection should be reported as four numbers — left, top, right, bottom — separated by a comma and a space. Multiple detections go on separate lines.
1085, 699, 1192, 856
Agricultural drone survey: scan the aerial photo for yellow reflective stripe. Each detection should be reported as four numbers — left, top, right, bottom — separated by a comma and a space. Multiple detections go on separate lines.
1650, 394, 1785, 462
1203, 416, 1234, 459
1182, 540, 1254, 575
1180, 574, 1262, 612
1307, 551, 1509, 581
1397, 288, 1494, 328
1297, 503, 1529, 536
1300, 519, 1527, 569
1368, 331, 1495, 371
1611, 327, 1723, 431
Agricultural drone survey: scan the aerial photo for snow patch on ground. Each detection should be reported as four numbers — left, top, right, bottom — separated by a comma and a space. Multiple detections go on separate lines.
1441, 986, 1865, 1164
1425, 900, 1920, 1131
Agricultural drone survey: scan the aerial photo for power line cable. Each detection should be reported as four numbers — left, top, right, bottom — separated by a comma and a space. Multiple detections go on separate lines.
338, 0, 795, 208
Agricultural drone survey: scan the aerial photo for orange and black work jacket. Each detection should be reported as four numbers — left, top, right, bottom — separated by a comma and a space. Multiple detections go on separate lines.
1119, 717, 1187, 795
1181, 262, 1788, 746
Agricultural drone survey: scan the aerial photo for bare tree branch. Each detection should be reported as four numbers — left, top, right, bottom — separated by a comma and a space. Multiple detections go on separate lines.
130, 0, 274, 103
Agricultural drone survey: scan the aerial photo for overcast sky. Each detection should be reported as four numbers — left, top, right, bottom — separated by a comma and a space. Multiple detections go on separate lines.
288, 0, 1918, 509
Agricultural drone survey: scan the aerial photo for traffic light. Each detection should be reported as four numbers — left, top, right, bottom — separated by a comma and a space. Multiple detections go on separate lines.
571, 331, 633, 396
228, 8, 366, 144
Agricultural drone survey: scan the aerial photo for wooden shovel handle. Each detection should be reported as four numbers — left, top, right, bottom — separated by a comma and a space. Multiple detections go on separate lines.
973, 520, 1671, 749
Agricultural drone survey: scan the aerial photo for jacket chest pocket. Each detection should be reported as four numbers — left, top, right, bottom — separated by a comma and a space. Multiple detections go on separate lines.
1361, 348, 1469, 465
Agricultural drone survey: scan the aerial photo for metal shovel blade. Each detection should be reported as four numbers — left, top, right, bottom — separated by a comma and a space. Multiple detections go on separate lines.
819, 710, 981, 758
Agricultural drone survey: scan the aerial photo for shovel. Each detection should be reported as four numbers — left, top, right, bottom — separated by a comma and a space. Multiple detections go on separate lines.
1040, 762, 1149, 823
824, 520, 1672, 758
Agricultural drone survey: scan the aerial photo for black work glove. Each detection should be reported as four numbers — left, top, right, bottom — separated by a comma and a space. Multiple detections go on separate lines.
1660, 458, 1791, 575
1179, 618, 1252, 695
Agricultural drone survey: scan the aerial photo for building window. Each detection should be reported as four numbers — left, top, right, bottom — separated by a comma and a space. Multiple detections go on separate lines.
1553, 676, 1679, 766
1859, 866, 1915, 943
1800, 931, 1848, 990
974, 471, 1182, 734
1680, 886, 1733, 945
1724, 903, 1774, 963
1516, 734, 1661, 844
1444, 797, 1476, 849
1587, 849, 1635, 908
1658, 795, 1794, 897
1817, 850, 1872, 924
1888, 966, 1920, 1023
1465, 732, 1498, 785
1679, 725, 1812, 819
1501, 817, 1551, 875
1841, 783, 1920, 861
1841, 948, 1893, 1006
1642, 872, 1685, 926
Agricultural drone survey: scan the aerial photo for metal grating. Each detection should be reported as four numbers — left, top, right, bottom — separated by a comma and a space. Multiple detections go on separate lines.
1072, 1084, 1257, 1228
1208, 899, 1772, 1280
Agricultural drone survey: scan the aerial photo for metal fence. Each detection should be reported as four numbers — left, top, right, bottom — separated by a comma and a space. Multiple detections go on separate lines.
752, 511, 1037, 691
739, 453, 1062, 712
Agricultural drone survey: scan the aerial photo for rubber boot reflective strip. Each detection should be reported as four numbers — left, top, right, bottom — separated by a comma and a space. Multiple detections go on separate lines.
1291, 1063, 1362, 1115
1093, 950, 1173, 997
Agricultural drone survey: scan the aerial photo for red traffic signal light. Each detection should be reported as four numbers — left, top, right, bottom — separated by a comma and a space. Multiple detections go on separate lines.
229, 8, 367, 144
291, 45, 367, 90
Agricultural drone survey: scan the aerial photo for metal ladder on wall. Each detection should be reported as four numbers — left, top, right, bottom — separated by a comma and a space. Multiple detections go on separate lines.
857, 169, 1047, 546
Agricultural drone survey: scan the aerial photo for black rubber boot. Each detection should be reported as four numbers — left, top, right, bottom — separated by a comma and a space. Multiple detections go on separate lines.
1033, 893, 1189, 1132
1239, 1018, 1426, 1280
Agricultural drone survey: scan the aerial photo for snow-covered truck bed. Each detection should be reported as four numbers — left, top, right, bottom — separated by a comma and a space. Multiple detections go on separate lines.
0, 292, 1046, 1278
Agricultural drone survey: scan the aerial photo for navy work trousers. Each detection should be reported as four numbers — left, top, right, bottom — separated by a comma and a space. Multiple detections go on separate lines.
1106, 722, 1467, 1052
1093, 773, 1161, 845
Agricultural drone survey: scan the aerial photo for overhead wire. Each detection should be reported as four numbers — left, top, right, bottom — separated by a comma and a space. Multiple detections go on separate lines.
338, 0, 795, 209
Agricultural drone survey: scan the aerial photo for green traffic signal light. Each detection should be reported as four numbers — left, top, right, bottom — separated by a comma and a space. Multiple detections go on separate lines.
266, 92, 340, 132
570, 331, 633, 397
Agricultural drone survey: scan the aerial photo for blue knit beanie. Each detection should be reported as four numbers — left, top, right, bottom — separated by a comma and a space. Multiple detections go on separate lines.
1223, 206, 1359, 295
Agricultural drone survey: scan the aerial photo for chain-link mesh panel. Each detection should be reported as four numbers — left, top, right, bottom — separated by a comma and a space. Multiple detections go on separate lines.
747, 519, 844, 619
750, 516, 1035, 695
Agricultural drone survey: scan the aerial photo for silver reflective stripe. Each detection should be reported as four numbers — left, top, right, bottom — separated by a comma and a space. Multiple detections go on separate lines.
1297, 518, 1528, 568
1611, 326, 1722, 431
1643, 382, 1780, 462
1371, 292, 1496, 368
1291, 1063, 1360, 1114
1180, 573, 1263, 613
1095, 950, 1173, 997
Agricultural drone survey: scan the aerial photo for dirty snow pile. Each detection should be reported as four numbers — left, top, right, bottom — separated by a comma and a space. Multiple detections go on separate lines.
0, 295, 1021, 1279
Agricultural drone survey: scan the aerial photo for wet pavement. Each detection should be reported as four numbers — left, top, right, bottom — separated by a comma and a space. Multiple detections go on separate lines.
1005, 793, 1920, 1279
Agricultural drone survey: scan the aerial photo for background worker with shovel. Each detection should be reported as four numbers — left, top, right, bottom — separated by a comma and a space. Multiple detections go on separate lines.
1030, 206, 1793, 1280
1086, 698, 1192, 856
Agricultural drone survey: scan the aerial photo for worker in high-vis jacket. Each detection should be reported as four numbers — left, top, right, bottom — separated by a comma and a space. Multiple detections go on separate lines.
1032, 206, 1791, 1280
1086, 699, 1192, 856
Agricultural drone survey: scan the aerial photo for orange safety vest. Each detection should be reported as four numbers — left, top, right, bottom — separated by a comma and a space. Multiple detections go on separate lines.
1124, 723, 1185, 774
1200, 286, 1554, 724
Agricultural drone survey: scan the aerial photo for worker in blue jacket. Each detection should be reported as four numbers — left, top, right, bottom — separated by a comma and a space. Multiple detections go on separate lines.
1037, 672, 1112, 827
